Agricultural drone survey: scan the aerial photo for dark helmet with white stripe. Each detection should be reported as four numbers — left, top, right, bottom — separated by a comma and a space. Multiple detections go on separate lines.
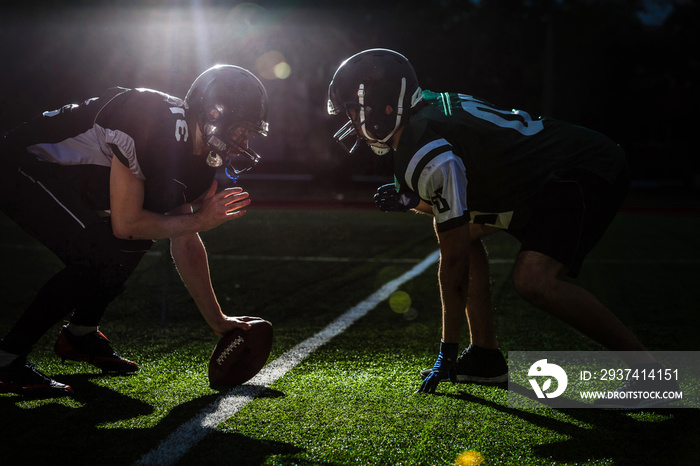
327, 48, 422, 155
186, 65, 269, 179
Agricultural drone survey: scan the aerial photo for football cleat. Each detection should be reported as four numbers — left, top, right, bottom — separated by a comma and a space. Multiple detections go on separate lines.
420, 345, 508, 384
0, 357, 73, 397
54, 325, 138, 374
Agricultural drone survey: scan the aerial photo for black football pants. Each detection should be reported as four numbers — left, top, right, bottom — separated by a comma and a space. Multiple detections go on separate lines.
0, 153, 153, 357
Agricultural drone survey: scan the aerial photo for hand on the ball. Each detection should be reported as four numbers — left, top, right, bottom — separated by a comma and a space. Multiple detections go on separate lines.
213, 316, 267, 336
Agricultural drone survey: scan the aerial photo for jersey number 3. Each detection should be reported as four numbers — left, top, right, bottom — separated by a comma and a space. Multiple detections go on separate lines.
170, 107, 189, 142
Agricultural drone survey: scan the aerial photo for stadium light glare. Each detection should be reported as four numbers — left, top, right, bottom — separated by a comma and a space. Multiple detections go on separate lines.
256, 50, 291, 80
274, 61, 291, 79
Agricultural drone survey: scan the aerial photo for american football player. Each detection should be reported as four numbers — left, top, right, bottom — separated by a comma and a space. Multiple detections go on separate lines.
0, 65, 269, 396
327, 49, 671, 406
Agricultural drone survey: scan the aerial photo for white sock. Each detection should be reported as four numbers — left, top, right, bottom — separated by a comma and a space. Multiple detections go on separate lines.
67, 323, 99, 336
0, 352, 19, 368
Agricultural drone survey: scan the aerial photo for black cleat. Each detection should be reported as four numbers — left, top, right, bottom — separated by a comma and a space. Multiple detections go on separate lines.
54, 326, 138, 374
0, 357, 73, 397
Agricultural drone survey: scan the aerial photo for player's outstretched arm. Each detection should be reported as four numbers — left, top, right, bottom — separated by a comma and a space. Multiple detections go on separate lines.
170, 232, 255, 336
418, 223, 470, 394
110, 157, 250, 240
436, 223, 470, 343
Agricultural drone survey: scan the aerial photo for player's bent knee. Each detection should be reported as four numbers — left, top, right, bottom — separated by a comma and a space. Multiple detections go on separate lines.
512, 269, 544, 303
512, 252, 562, 304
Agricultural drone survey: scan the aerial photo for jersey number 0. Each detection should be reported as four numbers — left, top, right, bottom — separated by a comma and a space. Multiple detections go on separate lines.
458, 95, 544, 136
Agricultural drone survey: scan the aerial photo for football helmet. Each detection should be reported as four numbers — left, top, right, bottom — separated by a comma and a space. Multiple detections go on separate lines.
327, 48, 423, 156
185, 65, 269, 179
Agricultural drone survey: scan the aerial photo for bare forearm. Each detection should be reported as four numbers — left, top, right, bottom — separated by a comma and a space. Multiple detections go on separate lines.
465, 239, 499, 348
436, 224, 471, 343
116, 209, 206, 240
110, 157, 250, 241
412, 200, 434, 215
170, 234, 226, 332
439, 257, 469, 343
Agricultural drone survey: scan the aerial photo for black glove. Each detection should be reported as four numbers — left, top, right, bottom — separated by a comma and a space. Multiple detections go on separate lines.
373, 184, 420, 212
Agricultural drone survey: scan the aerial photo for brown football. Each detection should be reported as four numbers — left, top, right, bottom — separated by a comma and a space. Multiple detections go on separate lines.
208, 320, 273, 389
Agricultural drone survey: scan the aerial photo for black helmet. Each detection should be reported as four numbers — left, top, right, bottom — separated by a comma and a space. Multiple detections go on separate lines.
186, 64, 269, 178
327, 48, 422, 155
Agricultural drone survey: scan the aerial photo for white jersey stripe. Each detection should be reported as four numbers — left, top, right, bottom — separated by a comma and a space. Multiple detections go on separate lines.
404, 138, 450, 191
18, 169, 86, 229
415, 150, 466, 201
27, 126, 111, 168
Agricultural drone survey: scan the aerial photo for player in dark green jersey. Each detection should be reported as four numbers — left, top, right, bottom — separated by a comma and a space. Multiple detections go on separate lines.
327, 49, 669, 406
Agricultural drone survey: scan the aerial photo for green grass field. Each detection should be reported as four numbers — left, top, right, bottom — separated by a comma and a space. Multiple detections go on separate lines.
1, 207, 699, 465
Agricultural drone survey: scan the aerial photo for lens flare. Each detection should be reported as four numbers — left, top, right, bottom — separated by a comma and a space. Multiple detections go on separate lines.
256, 50, 290, 80
389, 291, 411, 314
273, 61, 291, 79
402, 308, 418, 321
454, 450, 485, 466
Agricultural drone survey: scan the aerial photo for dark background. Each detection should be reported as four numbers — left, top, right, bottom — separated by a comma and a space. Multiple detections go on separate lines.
1, 0, 698, 201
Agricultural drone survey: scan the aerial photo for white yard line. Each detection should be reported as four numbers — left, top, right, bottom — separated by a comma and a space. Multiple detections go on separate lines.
132, 250, 441, 466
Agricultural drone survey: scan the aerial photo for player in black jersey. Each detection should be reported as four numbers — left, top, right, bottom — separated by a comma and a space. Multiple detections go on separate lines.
0, 65, 270, 396
328, 49, 668, 403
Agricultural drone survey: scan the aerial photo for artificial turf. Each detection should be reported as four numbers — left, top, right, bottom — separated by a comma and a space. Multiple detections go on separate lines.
1, 209, 698, 465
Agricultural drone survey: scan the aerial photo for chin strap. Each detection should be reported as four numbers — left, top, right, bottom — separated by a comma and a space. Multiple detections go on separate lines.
224, 166, 240, 181
370, 145, 391, 156
205, 153, 240, 181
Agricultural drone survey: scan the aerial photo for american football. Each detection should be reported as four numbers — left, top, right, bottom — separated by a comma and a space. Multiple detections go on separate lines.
208, 319, 273, 389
